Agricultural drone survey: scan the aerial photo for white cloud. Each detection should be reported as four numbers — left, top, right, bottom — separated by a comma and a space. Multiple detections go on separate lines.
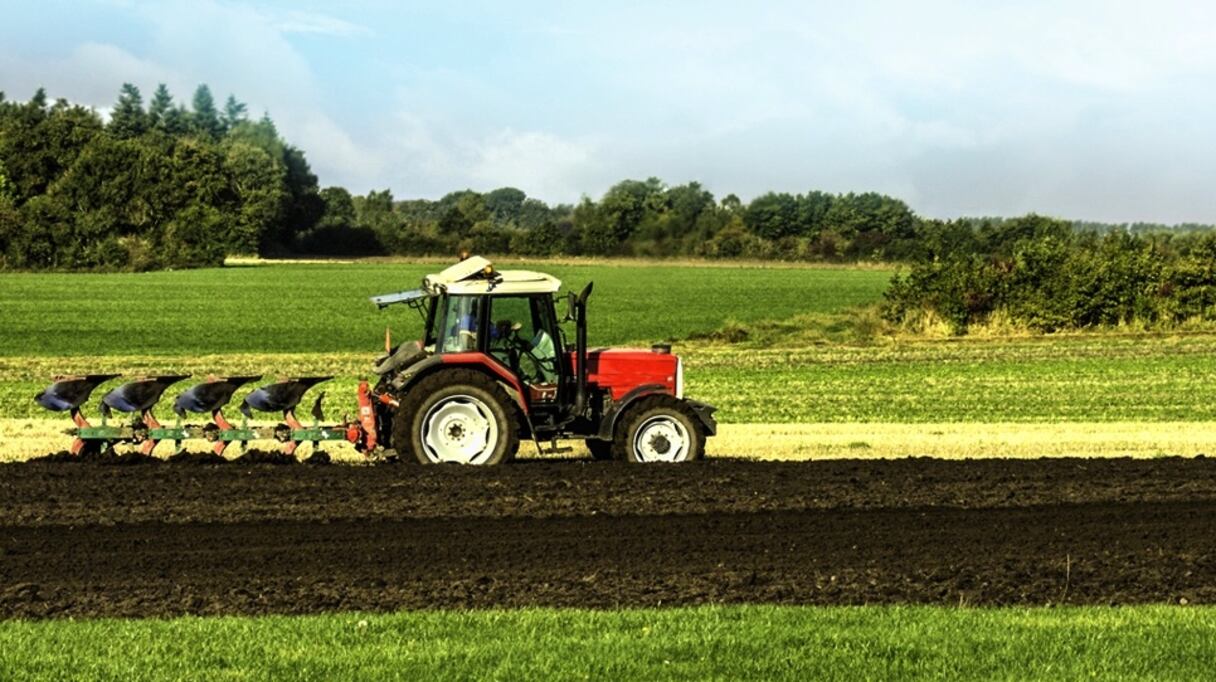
0, 42, 181, 112
274, 10, 371, 38
467, 129, 599, 200
375, 111, 600, 200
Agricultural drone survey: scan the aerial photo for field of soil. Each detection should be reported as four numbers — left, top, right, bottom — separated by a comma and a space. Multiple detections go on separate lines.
2, 458, 1215, 618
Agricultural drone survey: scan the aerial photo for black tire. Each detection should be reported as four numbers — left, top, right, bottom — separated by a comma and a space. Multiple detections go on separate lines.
611, 395, 705, 463
392, 369, 520, 465
585, 438, 614, 461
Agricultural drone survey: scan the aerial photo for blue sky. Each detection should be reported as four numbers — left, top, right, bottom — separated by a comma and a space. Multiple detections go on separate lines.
2, 1, 1214, 223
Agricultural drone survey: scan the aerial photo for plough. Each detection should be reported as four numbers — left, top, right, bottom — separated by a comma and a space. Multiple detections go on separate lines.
35, 374, 376, 457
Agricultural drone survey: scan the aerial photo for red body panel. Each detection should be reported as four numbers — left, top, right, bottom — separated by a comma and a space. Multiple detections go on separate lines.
440, 352, 530, 414
581, 349, 678, 401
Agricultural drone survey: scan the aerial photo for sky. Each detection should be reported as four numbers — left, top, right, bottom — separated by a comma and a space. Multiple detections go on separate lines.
2, 0, 1214, 223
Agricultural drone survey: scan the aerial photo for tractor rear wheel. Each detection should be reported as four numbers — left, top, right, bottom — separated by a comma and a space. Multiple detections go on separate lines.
393, 369, 520, 465
612, 395, 705, 463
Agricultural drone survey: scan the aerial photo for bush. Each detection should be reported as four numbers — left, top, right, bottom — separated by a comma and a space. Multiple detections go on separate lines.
884, 231, 1210, 334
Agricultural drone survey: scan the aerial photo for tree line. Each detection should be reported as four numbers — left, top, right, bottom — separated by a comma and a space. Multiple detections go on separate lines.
0, 85, 325, 270
1, 85, 1214, 271
883, 214, 1216, 334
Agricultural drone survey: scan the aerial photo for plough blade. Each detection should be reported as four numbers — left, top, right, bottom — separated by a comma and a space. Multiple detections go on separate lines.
241, 377, 337, 455
174, 375, 262, 417
35, 374, 120, 412
240, 376, 333, 417
100, 375, 191, 455
34, 374, 122, 456
101, 375, 190, 416
174, 376, 262, 455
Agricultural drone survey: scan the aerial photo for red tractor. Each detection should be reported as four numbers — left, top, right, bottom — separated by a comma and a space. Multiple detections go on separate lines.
366, 256, 717, 464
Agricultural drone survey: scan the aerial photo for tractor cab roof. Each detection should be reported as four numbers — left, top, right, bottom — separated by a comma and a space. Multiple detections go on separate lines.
371, 256, 561, 309
426, 256, 562, 296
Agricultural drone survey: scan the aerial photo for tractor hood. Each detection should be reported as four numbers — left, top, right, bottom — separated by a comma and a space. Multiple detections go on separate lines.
583, 348, 681, 401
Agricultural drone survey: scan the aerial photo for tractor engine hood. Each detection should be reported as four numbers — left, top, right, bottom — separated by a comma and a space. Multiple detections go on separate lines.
582, 348, 681, 401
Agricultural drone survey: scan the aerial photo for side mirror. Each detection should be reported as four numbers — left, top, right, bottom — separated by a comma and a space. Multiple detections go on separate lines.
564, 292, 577, 322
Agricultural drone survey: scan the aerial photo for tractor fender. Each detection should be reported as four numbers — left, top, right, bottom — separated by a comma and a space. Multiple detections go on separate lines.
394, 353, 529, 415
682, 399, 718, 437
595, 384, 669, 441
595, 386, 719, 441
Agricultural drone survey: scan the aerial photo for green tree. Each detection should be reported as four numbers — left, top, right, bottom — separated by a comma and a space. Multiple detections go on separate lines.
280, 146, 323, 247
517, 197, 553, 230
582, 178, 664, 254
163, 104, 191, 136
0, 92, 103, 203
666, 181, 715, 237
483, 187, 526, 225
190, 84, 222, 139
744, 192, 800, 239
797, 190, 833, 238
299, 185, 383, 255
317, 186, 356, 231
221, 95, 247, 133
108, 83, 147, 139
148, 84, 173, 129
354, 189, 403, 251
510, 220, 567, 256
223, 141, 287, 254
438, 205, 473, 238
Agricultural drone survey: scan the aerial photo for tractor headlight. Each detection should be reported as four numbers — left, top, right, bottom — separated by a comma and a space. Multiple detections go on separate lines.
675, 357, 684, 399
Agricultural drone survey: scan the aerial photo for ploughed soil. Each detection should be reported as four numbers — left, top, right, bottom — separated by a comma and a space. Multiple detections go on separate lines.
2, 458, 1215, 618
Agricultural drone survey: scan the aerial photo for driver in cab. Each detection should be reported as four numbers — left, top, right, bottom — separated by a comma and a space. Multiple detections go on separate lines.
491, 319, 556, 384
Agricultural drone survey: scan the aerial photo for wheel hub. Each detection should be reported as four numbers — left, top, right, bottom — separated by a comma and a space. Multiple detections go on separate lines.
421, 395, 498, 464
633, 415, 690, 463
648, 434, 671, 455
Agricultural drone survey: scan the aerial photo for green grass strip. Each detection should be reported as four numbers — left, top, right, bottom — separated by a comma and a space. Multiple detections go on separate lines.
2, 605, 1213, 680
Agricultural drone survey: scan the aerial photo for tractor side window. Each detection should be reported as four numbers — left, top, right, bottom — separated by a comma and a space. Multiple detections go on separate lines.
488, 296, 558, 385
440, 296, 481, 353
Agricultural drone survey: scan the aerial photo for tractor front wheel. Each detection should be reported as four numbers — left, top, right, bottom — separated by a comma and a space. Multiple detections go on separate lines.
613, 395, 705, 463
393, 369, 520, 465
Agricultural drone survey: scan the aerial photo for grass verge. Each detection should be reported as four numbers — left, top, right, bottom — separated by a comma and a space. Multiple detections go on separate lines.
2, 605, 1213, 680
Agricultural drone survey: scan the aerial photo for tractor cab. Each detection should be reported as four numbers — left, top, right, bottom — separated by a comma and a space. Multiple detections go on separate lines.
422, 258, 567, 406
371, 257, 577, 422
369, 256, 715, 464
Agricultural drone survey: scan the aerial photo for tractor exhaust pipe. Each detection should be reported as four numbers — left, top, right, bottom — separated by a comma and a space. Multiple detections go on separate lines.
572, 281, 593, 418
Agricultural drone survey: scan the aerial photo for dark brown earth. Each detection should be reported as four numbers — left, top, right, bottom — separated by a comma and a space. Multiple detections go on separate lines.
2, 458, 1215, 618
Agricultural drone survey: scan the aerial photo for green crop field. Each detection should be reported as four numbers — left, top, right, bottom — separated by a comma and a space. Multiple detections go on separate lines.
3, 333, 1216, 424
2, 605, 1214, 680
0, 261, 890, 356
